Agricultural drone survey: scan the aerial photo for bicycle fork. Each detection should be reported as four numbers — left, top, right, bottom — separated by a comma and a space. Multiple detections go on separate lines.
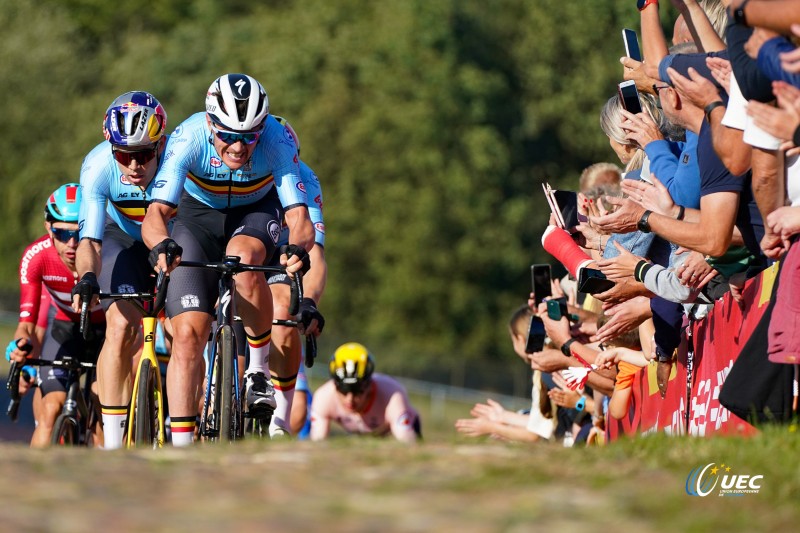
126, 316, 166, 448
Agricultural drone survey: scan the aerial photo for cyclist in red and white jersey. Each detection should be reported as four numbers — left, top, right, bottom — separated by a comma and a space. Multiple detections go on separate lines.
310, 343, 421, 443
7, 185, 106, 447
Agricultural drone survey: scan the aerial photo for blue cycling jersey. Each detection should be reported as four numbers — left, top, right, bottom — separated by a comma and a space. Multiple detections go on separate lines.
277, 160, 325, 247
151, 113, 307, 210
79, 140, 171, 242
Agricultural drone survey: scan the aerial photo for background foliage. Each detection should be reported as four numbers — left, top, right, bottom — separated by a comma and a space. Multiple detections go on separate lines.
0, 0, 676, 393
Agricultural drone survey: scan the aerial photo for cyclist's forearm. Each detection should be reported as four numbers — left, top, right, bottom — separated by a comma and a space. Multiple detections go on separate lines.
76, 239, 102, 279
304, 245, 327, 304
141, 203, 173, 249
284, 206, 315, 252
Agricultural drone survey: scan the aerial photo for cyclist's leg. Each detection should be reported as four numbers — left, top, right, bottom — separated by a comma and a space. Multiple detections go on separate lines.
30, 319, 71, 448
164, 216, 219, 446
96, 227, 151, 449
268, 280, 302, 435
224, 192, 283, 414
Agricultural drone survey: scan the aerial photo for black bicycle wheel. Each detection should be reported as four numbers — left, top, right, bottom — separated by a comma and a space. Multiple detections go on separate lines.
133, 358, 159, 447
219, 325, 239, 441
51, 414, 79, 446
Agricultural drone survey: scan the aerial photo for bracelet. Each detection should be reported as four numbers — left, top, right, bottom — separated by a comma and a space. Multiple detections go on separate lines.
637, 0, 658, 12
793, 123, 800, 149
704, 101, 725, 123
675, 205, 685, 221
561, 338, 576, 357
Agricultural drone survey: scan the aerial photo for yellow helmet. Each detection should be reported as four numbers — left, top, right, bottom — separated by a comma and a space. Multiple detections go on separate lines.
329, 342, 375, 393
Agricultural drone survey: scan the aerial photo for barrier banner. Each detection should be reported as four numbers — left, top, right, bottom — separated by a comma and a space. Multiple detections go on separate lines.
606, 265, 778, 441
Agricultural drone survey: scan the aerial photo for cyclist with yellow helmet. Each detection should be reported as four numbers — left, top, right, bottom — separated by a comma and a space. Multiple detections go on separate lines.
309, 343, 420, 442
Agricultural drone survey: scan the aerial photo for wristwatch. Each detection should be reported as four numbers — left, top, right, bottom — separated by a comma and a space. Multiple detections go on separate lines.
730, 0, 750, 26
637, 0, 658, 11
637, 210, 653, 233
704, 101, 725, 123
675, 205, 685, 221
575, 397, 586, 412
561, 338, 576, 357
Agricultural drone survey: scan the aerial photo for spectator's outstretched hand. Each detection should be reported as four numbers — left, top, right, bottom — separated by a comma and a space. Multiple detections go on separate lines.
593, 277, 648, 305
470, 399, 506, 422
675, 249, 717, 289
620, 57, 661, 92
780, 25, 800, 73
767, 205, 800, 249
593, 296, 651, 344
620, 109, 664, 149
706, 57, 732, 94
668, 67, 721, 110
590, 196, 645, 234
621, 175, 676, 217
596, 241, 643, 281
748, 81, 800, 141
454, 416, 493, 437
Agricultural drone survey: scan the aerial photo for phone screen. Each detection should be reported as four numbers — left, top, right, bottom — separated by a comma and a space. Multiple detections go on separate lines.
622, 29, 642, 62
525, 316, 546, 354
618, 81, 643, 115
553, 190, 579, 230
531, 264, 552, 307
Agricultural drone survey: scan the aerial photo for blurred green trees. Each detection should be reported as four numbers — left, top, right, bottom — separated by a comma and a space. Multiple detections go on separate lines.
1, 0, 672, 390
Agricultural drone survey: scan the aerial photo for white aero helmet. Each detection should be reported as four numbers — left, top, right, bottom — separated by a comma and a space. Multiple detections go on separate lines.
205, 73, 269, 131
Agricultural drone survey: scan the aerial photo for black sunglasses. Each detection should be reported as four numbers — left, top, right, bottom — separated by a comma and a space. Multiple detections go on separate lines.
51, 227, 80, 243
112, 145, 158, 166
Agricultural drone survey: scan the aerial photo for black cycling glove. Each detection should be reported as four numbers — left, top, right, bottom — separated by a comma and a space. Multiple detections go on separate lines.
298, 297, 325, 333
71, 272, 100, 302
148, 238, 183, 269
279, 244, 311, 275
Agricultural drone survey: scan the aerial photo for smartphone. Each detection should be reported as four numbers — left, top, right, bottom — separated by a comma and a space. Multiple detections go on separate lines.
531, 264, 552, 307
577, 267, 616, 295
622, 28, 642, 62
553, 190, 580, 230
525, 316, 546, 354
546, 297, 568, 321
618, 80, 643, 115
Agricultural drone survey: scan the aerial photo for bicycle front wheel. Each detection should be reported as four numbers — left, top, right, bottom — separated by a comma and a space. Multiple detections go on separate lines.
133, 358, 159, 448
51, 414, 80, 446
219, 325, 241, 441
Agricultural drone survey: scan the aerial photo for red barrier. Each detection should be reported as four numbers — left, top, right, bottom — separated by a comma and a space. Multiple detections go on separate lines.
606, 264, 779, 440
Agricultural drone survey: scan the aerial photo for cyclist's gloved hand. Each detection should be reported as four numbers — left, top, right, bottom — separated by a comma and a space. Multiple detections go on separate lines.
71, 272, 100, 302
6, 339, 32, 362
148, 238, 183, 269
298, 297, 325, 334
279, 244, 311, 275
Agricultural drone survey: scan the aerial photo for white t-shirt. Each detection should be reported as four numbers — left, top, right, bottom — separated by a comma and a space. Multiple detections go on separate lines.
721, 73, 781, 150
526, 370, 555, 439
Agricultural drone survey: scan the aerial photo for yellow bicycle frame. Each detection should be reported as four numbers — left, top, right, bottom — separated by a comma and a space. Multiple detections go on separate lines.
125, 315, 166, 448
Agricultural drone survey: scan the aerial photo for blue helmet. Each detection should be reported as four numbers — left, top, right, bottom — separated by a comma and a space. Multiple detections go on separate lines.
103, 91, 167, 147
45, 183, 81, 223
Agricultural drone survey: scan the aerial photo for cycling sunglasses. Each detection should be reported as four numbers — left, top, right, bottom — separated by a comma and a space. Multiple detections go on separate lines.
335, 380, 371, 396
210, 123, 262, 145
112, 145, 159, 166
51, 227, 80, 243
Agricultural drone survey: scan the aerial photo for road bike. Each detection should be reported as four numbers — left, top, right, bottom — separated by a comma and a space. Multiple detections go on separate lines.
178, 255, 302, 442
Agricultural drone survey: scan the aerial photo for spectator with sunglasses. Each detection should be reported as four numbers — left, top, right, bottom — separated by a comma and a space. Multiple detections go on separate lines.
142, 73, 314, 445
70, 91, 170, 450
9, 184, 106, 447
309, 343, 421, 442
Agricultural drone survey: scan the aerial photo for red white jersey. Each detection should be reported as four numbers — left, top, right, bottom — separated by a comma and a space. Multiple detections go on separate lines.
18, 235, 104, 324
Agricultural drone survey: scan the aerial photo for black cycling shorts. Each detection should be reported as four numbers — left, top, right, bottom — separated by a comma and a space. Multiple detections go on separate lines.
37, 319, 104, 397
165, 190, 284, 318
98, 221, 154, 310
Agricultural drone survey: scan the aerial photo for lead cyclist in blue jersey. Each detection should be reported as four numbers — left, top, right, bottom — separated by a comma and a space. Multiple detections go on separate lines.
267, 116, 327, 437
142, 73, 314, 445
71, 91, 169, 450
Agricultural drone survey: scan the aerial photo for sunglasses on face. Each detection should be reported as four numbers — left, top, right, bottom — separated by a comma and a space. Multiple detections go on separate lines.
51, 227, 80, 243
210, 124, 262, 145
112, 145, 159, 166
335, 381, 370, 396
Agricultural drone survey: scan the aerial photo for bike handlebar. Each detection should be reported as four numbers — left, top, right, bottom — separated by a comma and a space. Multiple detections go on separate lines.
6, 342, 32, 422
272, 319, 317, 368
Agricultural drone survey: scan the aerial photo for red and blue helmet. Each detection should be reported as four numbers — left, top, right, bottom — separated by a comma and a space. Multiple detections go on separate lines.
102, 91, 167, 148
45, 183, 81, 223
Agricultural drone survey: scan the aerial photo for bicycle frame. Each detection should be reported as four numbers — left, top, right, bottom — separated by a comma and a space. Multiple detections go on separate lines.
125, 315, 165, 448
